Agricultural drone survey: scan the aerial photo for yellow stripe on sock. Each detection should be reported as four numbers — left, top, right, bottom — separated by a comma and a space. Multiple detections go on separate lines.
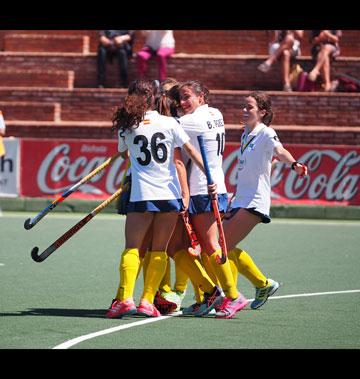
142, 251, 168, 303
174, 263, 189, 293
159, 256, 172, 293
209, 249, 238, 299
231, 248, 267, 288
173, 249, 214, 294
116, 248, 140, 301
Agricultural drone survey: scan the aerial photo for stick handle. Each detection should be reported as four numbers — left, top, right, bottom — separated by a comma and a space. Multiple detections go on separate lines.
24, 153, 121, 230
197, 135, 227, 264
197, 135, 213, 185
31, 161, 130, 263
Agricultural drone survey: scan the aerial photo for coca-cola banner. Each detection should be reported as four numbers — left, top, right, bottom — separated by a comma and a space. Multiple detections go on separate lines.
225, 143, 360, 206
21, 139, 360, 205
21, 139, 126, 199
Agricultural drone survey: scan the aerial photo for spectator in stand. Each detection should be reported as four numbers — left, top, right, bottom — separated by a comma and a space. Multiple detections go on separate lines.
257, 30, 304, 92
97, 30, 135, 88
307, 30, 342, 92
137, 31, 175, 82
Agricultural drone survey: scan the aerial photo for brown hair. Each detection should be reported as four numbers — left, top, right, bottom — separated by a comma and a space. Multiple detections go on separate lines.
178, 80, 210, 105
155, 78, 180, 117
112, 79, 156, 136
248, 91, 273, 126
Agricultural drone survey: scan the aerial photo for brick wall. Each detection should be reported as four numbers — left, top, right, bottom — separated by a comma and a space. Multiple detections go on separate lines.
1, 53, 359, 91
6, 120, 359, 145
1, 88, 359, 126
2, 30, 359, 56
3, 34, 90, 53
0, 68, 74, 89
0, 101, 60, 121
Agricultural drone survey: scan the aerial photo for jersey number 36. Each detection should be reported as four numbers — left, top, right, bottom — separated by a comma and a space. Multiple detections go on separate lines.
134, 132, 168, 166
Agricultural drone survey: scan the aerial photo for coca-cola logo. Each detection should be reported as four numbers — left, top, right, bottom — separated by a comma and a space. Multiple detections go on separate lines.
223, 148, 360, 202
30, 142, 360, 204
37, 144, 127, 195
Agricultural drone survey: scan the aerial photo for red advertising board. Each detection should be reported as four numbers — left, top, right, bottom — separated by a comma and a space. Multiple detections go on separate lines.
21, 139, 360, 205
21, 139, 126, 199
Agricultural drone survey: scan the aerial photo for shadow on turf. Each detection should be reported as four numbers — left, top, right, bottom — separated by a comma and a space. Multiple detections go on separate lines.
0, 308, 109, 318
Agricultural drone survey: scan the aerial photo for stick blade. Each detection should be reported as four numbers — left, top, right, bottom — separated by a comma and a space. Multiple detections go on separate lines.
24, 218, 34, 230
215, 254, 227, 265
31, 247, 43, 262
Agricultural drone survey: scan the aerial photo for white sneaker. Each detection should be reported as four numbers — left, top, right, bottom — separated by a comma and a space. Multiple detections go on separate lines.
250, 279, 280, 309
174, 290, 186, 311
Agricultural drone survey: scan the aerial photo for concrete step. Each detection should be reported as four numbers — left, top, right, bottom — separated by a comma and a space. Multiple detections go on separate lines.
3, 34, 90, 54
0, 51, 359, 91
0, 101, 60, 121
1, 30, 359, 56
0, 68, 75, 89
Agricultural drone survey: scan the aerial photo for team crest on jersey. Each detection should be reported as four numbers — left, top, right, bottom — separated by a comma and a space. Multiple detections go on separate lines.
143, 119, 150, 125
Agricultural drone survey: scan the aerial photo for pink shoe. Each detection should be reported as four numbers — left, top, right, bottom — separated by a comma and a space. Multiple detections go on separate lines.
137, 299, 161, 317
215, 293, 249, 319
106, 298, 137, 318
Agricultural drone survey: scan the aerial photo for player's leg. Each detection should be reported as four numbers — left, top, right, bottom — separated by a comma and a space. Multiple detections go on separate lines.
138, 211, 179, 317
107, 212, 154, 318
223, 208, 279, 309
191, 211, 248, 318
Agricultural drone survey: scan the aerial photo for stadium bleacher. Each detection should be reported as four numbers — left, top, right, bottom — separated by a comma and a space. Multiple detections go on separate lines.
0, 30, 359, 145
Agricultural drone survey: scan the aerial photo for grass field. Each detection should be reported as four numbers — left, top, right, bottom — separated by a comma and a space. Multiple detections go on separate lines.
1, 211, 359, 349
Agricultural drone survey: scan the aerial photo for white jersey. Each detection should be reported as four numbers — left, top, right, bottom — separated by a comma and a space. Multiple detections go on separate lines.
232, 122, 282, 215
118, 110, 190, 202
179, 104, 227, 196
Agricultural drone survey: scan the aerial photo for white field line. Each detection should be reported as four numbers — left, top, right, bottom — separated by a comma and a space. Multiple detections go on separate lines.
52, 289, 360, 350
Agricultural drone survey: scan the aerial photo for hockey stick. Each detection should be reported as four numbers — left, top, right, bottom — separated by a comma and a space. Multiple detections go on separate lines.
181, 211, 201, 257
197, 135, 227, 264
31, 161, 130, 263
24, 153, 121, 230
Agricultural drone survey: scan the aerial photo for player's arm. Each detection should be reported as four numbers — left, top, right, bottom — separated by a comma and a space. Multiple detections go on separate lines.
274, 145, 307, 177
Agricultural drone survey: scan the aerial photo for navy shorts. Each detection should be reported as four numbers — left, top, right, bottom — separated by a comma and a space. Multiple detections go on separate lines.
224, 207, 271, 224
188, 193, 228, 215
127, 199, 185, 213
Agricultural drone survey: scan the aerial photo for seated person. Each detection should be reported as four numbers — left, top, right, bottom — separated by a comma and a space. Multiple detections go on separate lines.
308, 30, 342, 92
137, 30, 175, 82
258, 30, 304, 92
97, 30, 135, 88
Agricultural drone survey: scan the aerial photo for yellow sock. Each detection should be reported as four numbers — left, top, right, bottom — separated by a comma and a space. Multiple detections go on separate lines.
159, 256, 172, 293
231, 248, 267, 288
201, 251, 221, 287
136, 256, 144, 279
142, 252, 151, 283
141, 251, 168, 303
191, 279, 204, 303
116, 248, 140, 301
174, 263, 189, 293
228, 250, 239, 284
209, 249, 238, 299
173, 249, 215, 294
